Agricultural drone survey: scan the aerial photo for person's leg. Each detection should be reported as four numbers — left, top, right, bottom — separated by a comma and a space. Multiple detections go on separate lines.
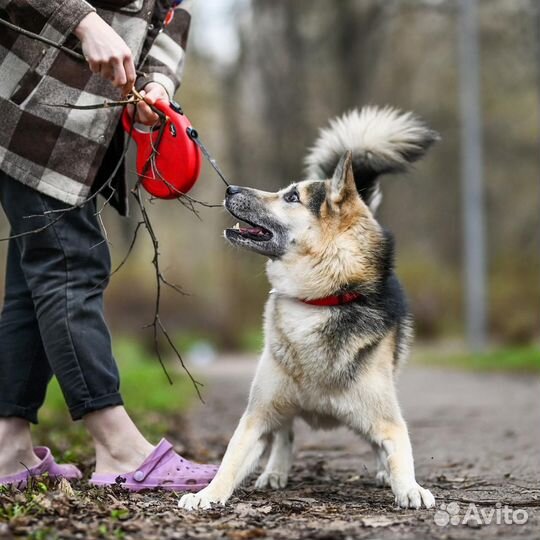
0, 174, 152, 474
0, 238, 50, 475
83, 406, 154, 474
0, 418, 40, 476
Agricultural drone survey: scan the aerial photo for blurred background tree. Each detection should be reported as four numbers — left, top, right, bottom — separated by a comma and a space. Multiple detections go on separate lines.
1, 0, 538, 353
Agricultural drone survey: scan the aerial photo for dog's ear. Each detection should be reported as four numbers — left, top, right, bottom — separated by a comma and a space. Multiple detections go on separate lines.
329, 151, 362, 208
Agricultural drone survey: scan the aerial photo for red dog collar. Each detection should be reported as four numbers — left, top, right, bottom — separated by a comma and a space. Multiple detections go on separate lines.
301, 291, 362, 307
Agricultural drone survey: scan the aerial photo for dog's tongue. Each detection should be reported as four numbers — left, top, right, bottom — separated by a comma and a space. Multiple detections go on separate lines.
242, 227, 266, 236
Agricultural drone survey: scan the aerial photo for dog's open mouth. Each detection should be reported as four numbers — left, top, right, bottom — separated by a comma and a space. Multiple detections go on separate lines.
226, 221, 273, 242
223, 196, 284, 257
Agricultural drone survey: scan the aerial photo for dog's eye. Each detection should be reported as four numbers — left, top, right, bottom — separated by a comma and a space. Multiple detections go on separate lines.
284, 190, 300, 204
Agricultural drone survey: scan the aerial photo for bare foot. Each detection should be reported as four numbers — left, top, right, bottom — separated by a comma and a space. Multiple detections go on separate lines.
0, 418, 41, 477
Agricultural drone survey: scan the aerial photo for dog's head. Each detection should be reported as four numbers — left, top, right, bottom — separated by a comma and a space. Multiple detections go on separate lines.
224, 151, 390, 299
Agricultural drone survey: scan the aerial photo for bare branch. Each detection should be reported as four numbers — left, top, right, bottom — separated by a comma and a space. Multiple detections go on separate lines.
107, 221, 144, 279
0, 78, 220, 397
0, 211, 66, 242
0, 18, 147, 78
0, 17, 85, 61
131, 184, 204, 400
42, 98, 140, 110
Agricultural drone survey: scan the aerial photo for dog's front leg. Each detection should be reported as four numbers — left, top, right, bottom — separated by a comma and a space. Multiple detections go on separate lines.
371, 418, 435, 509
178, 410, 270, 510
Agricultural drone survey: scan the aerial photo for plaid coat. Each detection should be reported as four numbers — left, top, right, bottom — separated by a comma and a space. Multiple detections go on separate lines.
0, 0, 192, 214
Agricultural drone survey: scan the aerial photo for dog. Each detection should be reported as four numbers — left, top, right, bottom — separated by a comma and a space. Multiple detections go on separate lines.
179, 106, 439, 511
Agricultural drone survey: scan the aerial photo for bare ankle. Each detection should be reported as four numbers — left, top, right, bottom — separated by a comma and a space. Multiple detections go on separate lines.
83, 406, 154, 474
94, 442, 153, 475
0, 417, 40, 476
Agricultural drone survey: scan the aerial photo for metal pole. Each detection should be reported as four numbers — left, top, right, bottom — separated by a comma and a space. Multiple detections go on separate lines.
457, 0, 487, 351
532, 0, 540, 325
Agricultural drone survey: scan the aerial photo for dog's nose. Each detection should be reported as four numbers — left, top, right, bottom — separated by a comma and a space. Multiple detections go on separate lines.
226, 185, 242, 196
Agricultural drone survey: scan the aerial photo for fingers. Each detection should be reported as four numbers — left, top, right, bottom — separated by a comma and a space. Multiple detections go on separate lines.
111, 56, 127, 88
110, 50, 135, 93
100, 63, 114, 83
126, 102, 136, 120
135, 91, 160, 126
135, 84, 171, 125
141, 85, 164, 104
127, 84, 170, 126
92, 52, 132, 88
137, 104, 158, 125
76, 14, 136, 93
122, 55, 137, 96
88, 59, 101, 75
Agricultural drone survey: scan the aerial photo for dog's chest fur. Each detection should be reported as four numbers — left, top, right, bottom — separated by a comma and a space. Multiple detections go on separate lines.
265, 293, 386, 391
261, 281, 411, 428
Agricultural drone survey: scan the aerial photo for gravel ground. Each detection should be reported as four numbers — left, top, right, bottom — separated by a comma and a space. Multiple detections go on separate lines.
1, 357, 539, 539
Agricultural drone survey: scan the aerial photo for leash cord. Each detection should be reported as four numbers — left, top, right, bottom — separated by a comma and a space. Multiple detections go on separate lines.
186, 128, 231, 187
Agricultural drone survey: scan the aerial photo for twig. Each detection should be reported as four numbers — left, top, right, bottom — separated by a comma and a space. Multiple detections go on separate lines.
181, 193, 223, 209
0, 77, 217, 397
89, 220, 145, 293
145, 156, 202, 220
90, 187, 118, 250
108, 222, 143, 281
132, 184, 204, 400
134, 171, 223, 209
42, 97, 140, 110
0, 211, 66, 242
94, 212, 110, 250
95, 186, 118, 218
22, 119, 135, 221
0, 17, 85, 61
0, 17, 147, 77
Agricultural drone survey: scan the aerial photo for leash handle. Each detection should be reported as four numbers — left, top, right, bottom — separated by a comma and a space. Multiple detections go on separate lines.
122, 97, 231, 193
122, 99, 202, 199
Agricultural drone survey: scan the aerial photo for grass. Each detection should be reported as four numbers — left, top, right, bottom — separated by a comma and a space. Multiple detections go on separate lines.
416, 345, 540, 373
33, 337, 197, 465
238, 327, 264, 353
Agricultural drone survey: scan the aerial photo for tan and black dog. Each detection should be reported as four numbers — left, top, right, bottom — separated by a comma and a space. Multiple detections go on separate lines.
179, 107, 438, 510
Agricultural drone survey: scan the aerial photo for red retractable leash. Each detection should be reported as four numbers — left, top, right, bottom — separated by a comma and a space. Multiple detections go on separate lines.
122, 98, 231, 199
121, 99, 203, 199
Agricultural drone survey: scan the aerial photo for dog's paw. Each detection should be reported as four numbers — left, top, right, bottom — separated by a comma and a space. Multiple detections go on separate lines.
255, 471, 288, 490
393, 483, 435, 509
178, 489, 224, 511
375, 469, 391, 487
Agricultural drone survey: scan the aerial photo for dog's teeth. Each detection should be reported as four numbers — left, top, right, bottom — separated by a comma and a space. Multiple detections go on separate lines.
233, 222, 240, 230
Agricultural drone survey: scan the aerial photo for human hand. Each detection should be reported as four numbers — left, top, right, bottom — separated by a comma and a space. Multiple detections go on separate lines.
74, 12, 136, 95
131, 83, 170, 126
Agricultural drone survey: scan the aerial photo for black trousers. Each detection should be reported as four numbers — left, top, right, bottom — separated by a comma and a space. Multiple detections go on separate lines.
0, 172, 123, 423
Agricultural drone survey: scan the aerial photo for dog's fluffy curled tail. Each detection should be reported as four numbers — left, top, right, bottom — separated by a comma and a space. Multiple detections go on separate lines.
304, 106, 439, 212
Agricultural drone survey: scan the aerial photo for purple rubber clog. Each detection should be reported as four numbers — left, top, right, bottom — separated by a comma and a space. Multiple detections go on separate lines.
0, 447, 82, 488
90, 439, 218, 492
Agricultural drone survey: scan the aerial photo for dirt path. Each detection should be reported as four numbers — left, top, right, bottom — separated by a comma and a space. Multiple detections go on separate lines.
2, 358, 538, 539
178, 357, 540, 539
